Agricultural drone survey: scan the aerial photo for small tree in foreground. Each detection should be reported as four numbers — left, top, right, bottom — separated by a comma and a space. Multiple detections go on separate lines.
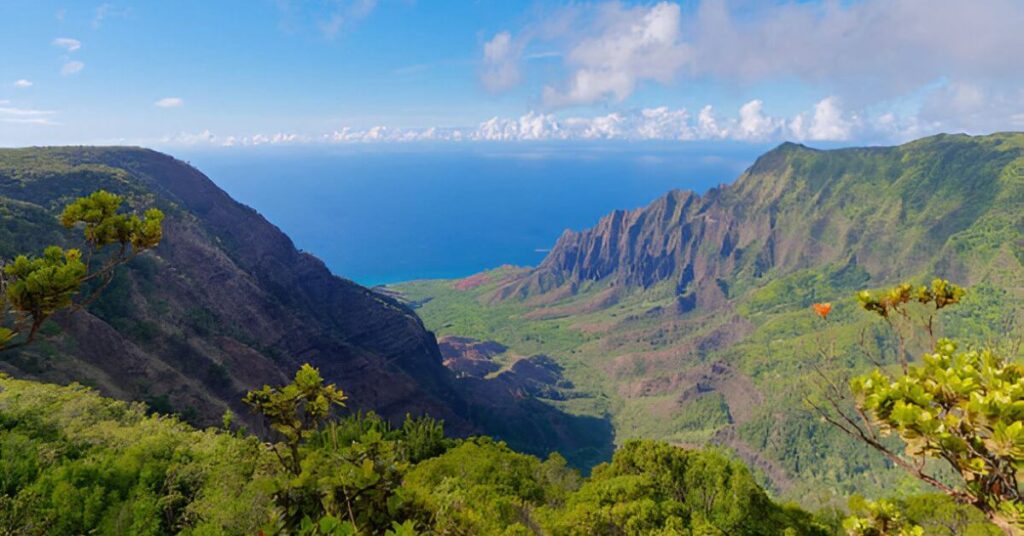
810, 279, 1024, 535
243, 363, 348, 476
0, 190, 164, 350
244, 365, 432, 535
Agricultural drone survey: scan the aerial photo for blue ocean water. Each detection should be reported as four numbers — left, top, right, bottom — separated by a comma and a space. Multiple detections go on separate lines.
180, 142, 768, 286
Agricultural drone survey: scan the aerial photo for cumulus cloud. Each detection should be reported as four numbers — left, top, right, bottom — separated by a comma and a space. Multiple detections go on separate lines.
162, 130, 313, 147
13, 80, 32, 88
542, 2, 689, 106
697, 106, 726, 139
52, 37, 81, 52
478, 0, 1024, 133
787, 97, 856, 141
154, 95, 958, 147
154, 97, 184, 108
731, 100, 779, 141
61, 61, 84, 76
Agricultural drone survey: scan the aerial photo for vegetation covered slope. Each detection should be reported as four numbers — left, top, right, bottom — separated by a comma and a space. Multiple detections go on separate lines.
0, 147, 613, 466
0, 372, 839, 535
393, 133, 1024, 506
0, 147, 469, 432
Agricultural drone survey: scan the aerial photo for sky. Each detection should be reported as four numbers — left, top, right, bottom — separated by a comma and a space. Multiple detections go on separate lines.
1, 0, 1023, 148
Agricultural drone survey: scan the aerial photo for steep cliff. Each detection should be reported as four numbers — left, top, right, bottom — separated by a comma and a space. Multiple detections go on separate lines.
501, 133, 1024, 307
0, 147, 469, 432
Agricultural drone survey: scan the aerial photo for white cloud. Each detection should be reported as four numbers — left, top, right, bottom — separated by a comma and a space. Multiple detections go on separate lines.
52, 37, 81, 52
61, 61, 85, 76
163, 130, 312, 147
0, 106, 56, 117
154, 97, 184, 108
164, 129, 217, 145
807, 97, 855, 141
479, 0, 1024, 134
697, 105, 727, 139
686, 0, 1024, 99
788, 97, 856, 141
13, 79, 33, 88
481, 31, 522, 92
635, 107, 694, 140
542, 2, 689, 106
156, 95, 968, 147
0, 105, 58, 126
733, 100, 779, 141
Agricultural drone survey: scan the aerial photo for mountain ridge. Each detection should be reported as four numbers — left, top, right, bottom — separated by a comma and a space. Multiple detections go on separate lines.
394, 132, 1024, 502
0, 147, 615, 466
497, 132, 1024, 308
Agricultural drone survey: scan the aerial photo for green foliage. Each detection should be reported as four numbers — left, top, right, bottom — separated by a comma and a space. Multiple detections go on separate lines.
851, 339, 1024, 531
819, 279, 1023, 534
402, 437, 578, 533
0, 189, 164, 351
546, 440, 827, 535
855, 279, 964, 320
59, 190, 164, 251
842, 498, 923, 536
0, 363, 888, 535
0, 374, 274, 535
900, 493, 1003, 535
244, 363, 347, 474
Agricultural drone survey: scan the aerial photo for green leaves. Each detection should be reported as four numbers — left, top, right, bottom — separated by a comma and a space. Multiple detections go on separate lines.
0, 190, 164, 351
857, 279, 965, 319
4, 246, 87, 318
243, 364, 347, 463
58, 190, 165, 251
843, 280, 1024, 532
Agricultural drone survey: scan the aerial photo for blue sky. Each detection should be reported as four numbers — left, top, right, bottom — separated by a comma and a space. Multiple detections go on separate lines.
2, 0, 1023, 148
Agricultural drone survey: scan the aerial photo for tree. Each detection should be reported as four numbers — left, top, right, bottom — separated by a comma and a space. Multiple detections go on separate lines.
811, 279, 1024, 535
0, 190, 164, 350
244, 364, 353, 532
243, 363, 348, 476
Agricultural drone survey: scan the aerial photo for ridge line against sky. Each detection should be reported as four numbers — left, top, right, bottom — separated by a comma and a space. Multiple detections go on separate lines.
2, 0, 1023, 148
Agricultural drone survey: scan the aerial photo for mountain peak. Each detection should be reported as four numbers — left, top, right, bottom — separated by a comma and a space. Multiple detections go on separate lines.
502, 133, 1024, 309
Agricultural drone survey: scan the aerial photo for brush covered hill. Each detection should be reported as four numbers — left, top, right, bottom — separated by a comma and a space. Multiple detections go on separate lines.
0, 372, 870, 535
394, 132, 1024, 505
0, 147, 612, 465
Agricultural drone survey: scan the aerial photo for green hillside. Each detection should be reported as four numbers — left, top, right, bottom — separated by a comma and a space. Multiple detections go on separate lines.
392, 133, 1024, 507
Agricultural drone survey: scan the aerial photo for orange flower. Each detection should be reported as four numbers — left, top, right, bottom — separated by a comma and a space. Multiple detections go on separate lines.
812, 302, 832, 319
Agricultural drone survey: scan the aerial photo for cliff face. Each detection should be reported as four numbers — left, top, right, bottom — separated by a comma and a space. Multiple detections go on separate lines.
501, 133, 1024, 307
0, 147, 469, 432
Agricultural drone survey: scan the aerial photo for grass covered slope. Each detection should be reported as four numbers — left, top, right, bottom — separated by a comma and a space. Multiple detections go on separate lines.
392, 133, 1024, 506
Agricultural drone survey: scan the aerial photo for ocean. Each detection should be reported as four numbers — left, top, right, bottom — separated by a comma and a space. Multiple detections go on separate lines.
180, 142, 768, 286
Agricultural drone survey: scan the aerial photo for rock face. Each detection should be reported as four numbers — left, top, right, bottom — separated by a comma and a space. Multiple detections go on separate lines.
0, 147, 469, 432
500, 133, 1024, 306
